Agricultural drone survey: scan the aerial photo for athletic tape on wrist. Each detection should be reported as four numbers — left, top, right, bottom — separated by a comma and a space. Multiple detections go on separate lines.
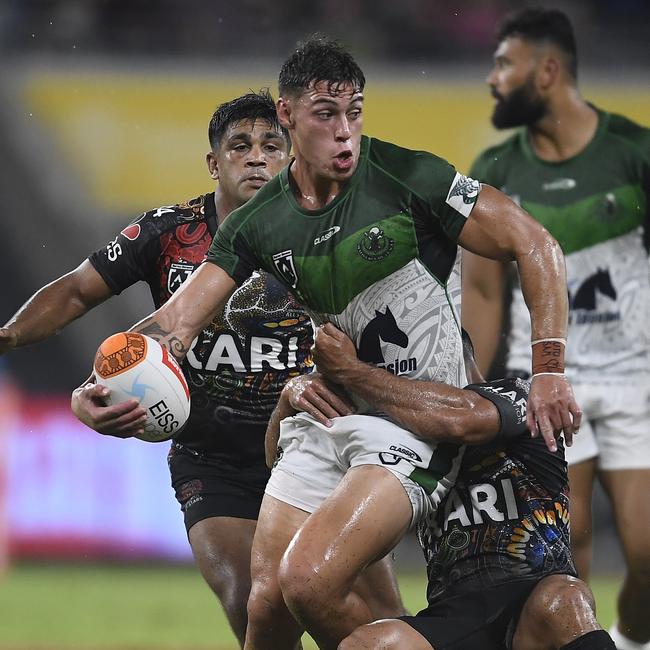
532, 338, 565, 375
532, 372, 565, 378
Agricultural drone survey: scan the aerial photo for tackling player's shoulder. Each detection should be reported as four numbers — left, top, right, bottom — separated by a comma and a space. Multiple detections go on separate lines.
138, 192, 215, 230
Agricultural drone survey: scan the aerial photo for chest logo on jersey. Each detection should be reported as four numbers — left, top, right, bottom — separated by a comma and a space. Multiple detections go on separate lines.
358, 307, 417, 374
272, 250, 299, 289
357, 226, 395, 261
314, 226, 341, 246
167, 262, 197, 294
568, 268, 620, 325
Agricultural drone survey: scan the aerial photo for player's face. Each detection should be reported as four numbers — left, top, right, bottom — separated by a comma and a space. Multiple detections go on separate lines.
279, 81, 363, 182
487, 37, 547, 129
208, 118, 289, 209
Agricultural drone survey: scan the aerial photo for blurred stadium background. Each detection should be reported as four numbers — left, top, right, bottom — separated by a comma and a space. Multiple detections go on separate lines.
0, 0, 648, 647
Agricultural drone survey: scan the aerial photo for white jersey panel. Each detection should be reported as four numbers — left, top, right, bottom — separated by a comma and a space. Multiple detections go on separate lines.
508, 228, 650, 381
313, 256, 467, 412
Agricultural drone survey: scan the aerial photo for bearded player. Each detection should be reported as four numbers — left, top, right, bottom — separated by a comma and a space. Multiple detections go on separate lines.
462, 10, 650, 648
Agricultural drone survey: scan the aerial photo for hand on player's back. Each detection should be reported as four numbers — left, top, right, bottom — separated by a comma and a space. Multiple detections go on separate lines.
527, 374, 582, 452
71, 382, 147, 438
0, 327, 18, 355
284, 373, 355, 427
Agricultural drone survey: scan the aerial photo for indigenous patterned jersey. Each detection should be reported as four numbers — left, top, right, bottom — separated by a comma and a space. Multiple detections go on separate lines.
89, 193, 314, 463
420, 434, 575, 603
208, 136, 481, 408
471, 109, 650, 382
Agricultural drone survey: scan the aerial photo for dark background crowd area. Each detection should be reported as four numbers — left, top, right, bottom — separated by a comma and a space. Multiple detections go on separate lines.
1, 0, 648, 70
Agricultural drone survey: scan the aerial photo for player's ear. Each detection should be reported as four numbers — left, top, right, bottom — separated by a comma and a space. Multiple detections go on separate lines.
206, 151, 219, 181
538, 53, 560, 90
277, 97, 293, 130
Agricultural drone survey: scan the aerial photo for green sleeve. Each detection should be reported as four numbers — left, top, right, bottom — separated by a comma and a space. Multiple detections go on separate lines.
407, 151, 481, 241
206, 208, 260, 286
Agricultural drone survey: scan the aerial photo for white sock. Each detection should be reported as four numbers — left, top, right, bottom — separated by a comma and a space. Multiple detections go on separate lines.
609, 623, 650, 650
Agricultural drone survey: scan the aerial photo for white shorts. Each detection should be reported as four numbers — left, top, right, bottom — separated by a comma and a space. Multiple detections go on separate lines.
567, 381, 650, 470
265, 413, 464, 527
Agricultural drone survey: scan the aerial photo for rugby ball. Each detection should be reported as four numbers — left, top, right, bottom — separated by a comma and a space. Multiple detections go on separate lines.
93, 332, 191, 442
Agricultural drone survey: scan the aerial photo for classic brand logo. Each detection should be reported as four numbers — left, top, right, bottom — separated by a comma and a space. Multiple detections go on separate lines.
314, 226, 341, 246
357, 226, 395, 261
389, 444, 422, 462
542, 178, 576, 191
379, 443, 422, 466
272, 249, 299, 288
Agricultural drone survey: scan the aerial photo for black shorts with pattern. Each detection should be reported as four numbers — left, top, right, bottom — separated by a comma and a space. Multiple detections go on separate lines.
168, 441, 271, 533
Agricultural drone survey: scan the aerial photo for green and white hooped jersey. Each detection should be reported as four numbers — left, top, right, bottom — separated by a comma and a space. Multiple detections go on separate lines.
471, 110, 650, 382
209, 136, 480, 408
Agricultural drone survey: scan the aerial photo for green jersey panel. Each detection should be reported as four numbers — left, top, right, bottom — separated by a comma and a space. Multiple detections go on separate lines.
470, 109, 650, 379
209, 136, 481, 396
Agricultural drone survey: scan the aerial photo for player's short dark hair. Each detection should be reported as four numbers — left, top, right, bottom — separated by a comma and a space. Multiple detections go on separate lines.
497, 7, 578, 80
278, 34, 365, 98
208, 89, 290, 151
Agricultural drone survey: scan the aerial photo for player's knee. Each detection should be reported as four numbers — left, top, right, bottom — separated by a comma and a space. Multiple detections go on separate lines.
246, 579, 280, 629
278, 558, 318, 613
278, 549, 340, 618
516, 576, 599, 648
529, 575, 596, 628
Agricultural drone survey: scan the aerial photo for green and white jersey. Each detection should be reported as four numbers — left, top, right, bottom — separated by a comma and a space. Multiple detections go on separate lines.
208, 136, 480, 409
471, 110, 650, 382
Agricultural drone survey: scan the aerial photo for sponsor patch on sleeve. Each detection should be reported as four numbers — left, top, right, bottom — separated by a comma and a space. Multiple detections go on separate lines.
445, 172, 481, 218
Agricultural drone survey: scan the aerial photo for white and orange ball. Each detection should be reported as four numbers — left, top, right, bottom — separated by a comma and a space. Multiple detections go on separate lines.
94, 332, 191, 442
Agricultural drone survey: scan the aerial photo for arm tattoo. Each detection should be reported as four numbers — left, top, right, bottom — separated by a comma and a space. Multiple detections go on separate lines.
134, 321, 189, 363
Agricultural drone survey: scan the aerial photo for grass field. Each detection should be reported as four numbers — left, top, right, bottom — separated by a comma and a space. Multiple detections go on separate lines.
0, 564, 621, 649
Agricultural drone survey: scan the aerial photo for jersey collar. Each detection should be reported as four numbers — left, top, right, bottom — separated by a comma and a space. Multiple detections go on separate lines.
519, 105, 609, 168
279, 135, 370, 218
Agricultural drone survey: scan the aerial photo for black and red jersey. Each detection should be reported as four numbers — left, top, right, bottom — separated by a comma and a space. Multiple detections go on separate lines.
89, 193, 314, 464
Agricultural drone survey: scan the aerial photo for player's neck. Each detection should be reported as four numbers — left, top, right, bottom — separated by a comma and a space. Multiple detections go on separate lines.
289, 159, 347, 210
213, 188, 235, 225
527, 90, 598, 163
